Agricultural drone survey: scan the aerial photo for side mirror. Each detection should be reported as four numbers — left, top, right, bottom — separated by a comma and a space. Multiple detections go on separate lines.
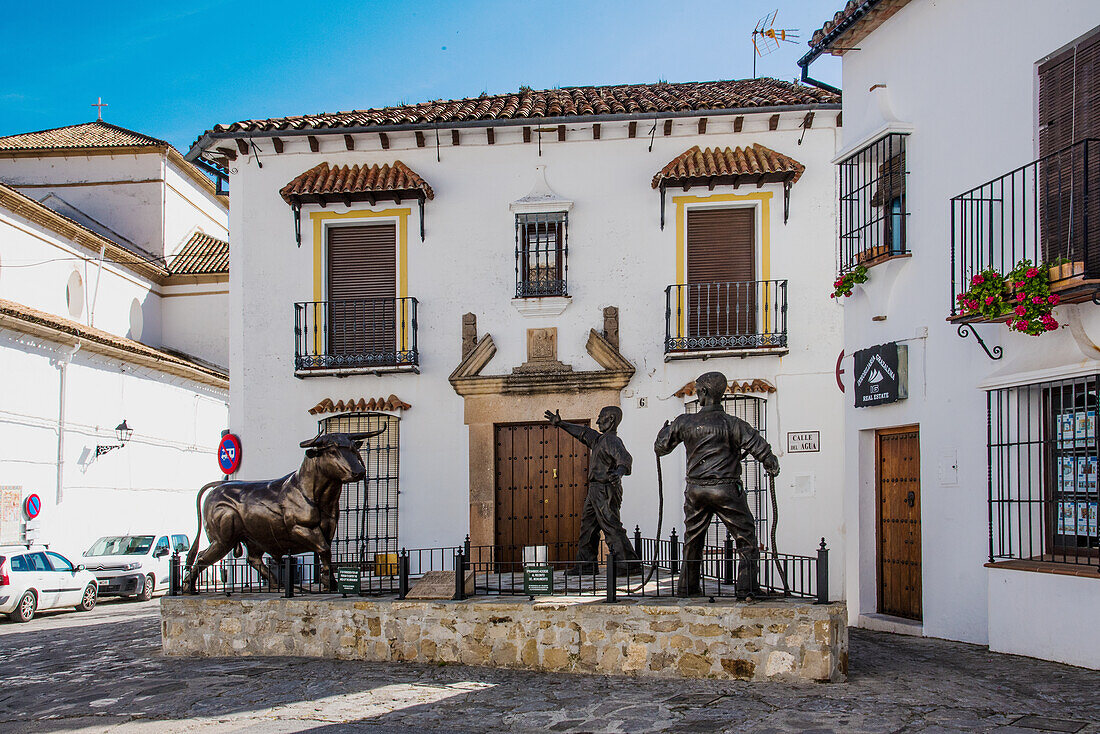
154, 548, 169, 558
75, 564, 86, 572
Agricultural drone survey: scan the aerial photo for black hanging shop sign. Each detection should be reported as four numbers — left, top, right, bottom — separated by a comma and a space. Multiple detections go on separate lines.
853, 342, 908, 408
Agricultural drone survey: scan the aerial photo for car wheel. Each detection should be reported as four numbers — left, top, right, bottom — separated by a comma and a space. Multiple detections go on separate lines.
137, 574, 154, 602
11, 591, 36, 622
76, 583, 97, 612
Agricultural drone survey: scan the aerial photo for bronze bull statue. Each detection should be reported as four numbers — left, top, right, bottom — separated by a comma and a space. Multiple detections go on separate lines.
182, 429, 384, 593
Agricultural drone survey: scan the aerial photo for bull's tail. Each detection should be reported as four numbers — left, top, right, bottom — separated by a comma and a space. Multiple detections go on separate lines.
186, 481, 224, 571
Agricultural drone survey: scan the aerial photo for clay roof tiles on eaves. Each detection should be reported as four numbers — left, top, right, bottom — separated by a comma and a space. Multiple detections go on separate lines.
169, 231, 229, 275
279, 161, 434, 205
205, 78, 840, 138
652, 144, 805, 189
0, 121, 167, 151
807, 0, 912, 55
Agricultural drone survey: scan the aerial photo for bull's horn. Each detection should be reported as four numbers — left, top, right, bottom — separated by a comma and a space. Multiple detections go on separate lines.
348, 426, 386, 440
299, 432, 325, 448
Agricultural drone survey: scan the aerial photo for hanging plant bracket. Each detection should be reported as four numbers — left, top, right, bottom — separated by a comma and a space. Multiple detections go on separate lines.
956, 323, 1003, 360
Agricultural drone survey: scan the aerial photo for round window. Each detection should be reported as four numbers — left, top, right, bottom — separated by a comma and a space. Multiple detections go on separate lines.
66, 271, 84, 318
128, 298, 144, 341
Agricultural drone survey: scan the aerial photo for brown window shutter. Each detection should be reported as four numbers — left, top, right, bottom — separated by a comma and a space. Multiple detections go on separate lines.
685, 209, 756, 337
326, 224, 397, 357
1039, 29, 1100, 157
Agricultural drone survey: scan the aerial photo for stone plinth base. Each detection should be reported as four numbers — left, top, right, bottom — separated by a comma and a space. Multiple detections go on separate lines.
161, 595, 848, 682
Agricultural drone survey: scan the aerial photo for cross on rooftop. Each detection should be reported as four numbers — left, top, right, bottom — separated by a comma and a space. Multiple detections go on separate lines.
91, 97, 108, 120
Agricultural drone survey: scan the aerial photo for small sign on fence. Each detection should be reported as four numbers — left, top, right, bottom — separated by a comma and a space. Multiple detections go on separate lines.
523, 565, 554, 595
336, 565, 360, 595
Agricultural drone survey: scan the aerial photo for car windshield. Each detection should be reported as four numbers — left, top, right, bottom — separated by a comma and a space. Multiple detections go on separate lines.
86, 535, 155, 556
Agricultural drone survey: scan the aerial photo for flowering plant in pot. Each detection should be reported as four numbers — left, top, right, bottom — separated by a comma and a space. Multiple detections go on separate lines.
955, 268, 1010, 320
1005, 259, 1059, 335
830, 265, 868, 299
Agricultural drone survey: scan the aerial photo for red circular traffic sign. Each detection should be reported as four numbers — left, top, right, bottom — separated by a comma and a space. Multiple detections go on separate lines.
24, 494, 41, 520
218, 433, 242, 474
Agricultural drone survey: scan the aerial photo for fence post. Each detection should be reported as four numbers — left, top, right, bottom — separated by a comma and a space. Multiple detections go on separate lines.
464, 534, 471, 559
816, 538, 829, 604
284, 555, 295, 599
169, 551, 181, 596
454, 548, 466, 601
605, 549, 617, 603
669, 528, 679, 575
723, 533, 734, 585
633, 525, 643, 559
398, 549, 409, 600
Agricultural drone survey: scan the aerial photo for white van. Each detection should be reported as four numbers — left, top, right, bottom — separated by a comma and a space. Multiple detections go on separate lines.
82, 533, 190, 601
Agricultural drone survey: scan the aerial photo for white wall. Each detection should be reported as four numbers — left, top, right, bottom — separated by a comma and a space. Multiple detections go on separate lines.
160, 287, 229, 368
163, 160, 229, 254
836, 0, 1100, 647
224, 111, 846, 590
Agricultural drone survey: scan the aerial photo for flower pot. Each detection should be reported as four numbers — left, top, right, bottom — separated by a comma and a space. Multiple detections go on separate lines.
1048, 261, 1085, 283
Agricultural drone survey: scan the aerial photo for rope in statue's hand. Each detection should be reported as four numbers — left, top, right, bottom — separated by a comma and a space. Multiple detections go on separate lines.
622, 451, 664, 595
769, 472, 791, 596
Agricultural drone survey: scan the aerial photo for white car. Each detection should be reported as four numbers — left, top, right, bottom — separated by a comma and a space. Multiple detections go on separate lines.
82, 533, 190, 601
0, 546, 99, 622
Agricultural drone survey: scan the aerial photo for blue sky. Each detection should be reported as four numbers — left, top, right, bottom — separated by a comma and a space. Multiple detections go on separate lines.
0, 1, 842, 153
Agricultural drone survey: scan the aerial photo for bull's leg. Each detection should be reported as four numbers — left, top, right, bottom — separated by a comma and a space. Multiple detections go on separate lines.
183, 540, 233, 594
317, 547, 335, 592
288, 527, 335, 591
246, 549, 281, 590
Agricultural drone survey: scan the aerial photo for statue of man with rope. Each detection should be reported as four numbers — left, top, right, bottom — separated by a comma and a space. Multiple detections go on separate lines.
654, 371, 780, 599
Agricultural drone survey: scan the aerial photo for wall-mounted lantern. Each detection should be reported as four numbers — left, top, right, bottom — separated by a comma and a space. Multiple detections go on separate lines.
96, 420, 133, 457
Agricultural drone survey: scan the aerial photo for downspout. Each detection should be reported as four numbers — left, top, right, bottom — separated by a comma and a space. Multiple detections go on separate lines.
56, 342, 81, 504
88, 244, 106, 327
800, 61, 841, 96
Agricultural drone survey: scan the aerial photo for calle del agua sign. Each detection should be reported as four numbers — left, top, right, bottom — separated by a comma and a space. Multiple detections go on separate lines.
853, 342, 909, 408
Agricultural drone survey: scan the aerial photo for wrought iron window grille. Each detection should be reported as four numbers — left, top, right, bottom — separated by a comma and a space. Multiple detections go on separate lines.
515, 212, 568, 298
837, 133, 909, 273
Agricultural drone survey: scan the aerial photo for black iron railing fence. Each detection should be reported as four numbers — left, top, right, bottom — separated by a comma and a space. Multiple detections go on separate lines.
294, 297, 418, 370
951, 138, 1100, 316
988, 376, 1100, 569
664, 280, 788, 353
838, 132, 909, 273
174, 531, 831, 603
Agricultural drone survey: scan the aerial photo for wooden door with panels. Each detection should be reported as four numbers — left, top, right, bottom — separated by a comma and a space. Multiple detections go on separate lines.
686, 207, 756, 340
326, 223, 396, 358
494, 422, 589, 564
876, 426, 922, 620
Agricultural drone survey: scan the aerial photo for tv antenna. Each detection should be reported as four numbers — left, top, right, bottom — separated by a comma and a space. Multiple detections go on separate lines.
752, 10, 799, 78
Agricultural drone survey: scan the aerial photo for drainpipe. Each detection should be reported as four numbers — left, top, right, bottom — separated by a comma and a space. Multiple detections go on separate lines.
55, 342, 81, 504
88, 245, 106, 327
799, 61, 841, 96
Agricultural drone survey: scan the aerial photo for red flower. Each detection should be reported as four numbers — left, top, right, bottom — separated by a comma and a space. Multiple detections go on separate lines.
1016, 292, 1027, 302
1014, 305, 1027, 316
844, 291, 852, 297
1017, 319, 1030, 329
972, 274, 985, 285
1045, 319, 1059, 330
1032, 296, 1044, 304
1048, 294, 1061, 305
830, 293, 836, 298
1015, 281, 1025, 289
1026, 267, 1039, 278
985, 296, 995, 305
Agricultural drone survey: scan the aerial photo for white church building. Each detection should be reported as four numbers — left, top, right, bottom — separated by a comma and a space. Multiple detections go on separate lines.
185, 78, 849, 594
802, 0, 1100, 668
0, 120, 230, 561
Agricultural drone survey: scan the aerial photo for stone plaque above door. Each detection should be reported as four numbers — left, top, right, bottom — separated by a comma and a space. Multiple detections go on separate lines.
515, 327, 572, 373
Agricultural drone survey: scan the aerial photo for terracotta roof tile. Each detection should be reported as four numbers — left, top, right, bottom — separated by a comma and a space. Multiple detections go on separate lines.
0, 298, 227, 387
0, 121, 167, 151
279, 161, 434, 205
808, 0, 911, 55
201, 78, 839, 139
308, 396, 411, 415
652, 144, 805, 189
673, 379, 776, 398
169, 231, 228, 275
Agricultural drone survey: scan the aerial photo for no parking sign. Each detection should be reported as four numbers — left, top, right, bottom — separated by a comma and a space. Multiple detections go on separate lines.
23, 494, 41, 520
218, 433, 242, 474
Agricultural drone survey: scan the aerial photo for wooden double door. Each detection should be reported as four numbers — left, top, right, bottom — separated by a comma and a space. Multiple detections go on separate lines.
494, 422, 589, 564
876, 426, 922, 621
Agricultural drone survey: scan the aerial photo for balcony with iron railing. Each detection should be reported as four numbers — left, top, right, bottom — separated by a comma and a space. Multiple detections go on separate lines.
951, 138, 1100, 321
294, 297, 419, 376
664, 280, 788, 358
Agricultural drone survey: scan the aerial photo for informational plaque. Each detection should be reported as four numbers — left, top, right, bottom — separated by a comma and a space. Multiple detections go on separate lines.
0, 487, 23, 545
523, 565, 554, 595
335, 565, 361, 595
853, 342, 908, 408
787, 431, 820, 453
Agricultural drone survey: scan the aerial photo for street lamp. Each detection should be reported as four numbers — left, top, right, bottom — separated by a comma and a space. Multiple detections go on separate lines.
96, 420, 133, 457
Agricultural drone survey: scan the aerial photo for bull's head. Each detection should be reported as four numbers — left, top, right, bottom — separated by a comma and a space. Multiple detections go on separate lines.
299, 428, 385, 483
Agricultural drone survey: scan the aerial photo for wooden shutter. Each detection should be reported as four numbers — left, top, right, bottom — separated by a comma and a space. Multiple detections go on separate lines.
685, 208, 755, 338
1038, 30, 1100, 269
326, 224, 397, 359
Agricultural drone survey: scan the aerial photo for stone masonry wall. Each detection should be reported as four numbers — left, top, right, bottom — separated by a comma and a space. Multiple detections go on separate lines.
161, 596, 848, 682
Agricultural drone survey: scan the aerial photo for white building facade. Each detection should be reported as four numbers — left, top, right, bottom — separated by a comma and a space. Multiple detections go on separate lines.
188, 79, 849, 595
802, 0, 1100, 668
0, 121, 230, 561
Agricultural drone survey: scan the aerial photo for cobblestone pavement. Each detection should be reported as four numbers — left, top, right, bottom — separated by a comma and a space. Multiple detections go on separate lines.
0, 598, 1097, 733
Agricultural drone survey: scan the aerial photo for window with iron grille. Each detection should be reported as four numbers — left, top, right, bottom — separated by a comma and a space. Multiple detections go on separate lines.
838, 133, 909, 273
988, 375, 1099, 568
515, 212, 568, 298
319, 412, 400, 572
686, 395, 769, 548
